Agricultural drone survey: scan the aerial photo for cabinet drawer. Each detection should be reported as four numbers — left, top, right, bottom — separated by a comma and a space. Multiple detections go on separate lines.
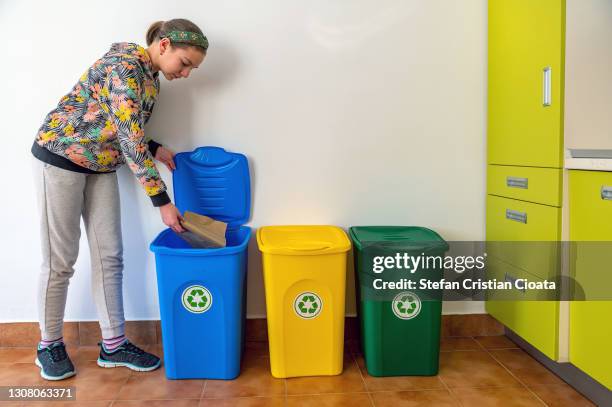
487, 195, 561, 241
485, 257, 558, 360
486, 195, 561, 279
488, 165, 562, 206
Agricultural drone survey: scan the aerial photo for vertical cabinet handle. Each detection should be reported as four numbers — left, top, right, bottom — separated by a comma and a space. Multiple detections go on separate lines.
602, 186, 612, 201
506, 209, 527, 224
543, 67, 552, 106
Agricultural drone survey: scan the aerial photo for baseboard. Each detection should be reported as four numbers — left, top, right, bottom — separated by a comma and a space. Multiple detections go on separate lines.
0, 313, 503, 347
506, 328, 612, 406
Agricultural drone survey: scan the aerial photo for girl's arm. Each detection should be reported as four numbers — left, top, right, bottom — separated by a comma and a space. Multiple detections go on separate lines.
103, 65, 169, 207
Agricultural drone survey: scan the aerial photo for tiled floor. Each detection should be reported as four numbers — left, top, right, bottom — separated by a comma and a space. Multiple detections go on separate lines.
0, 336, 595, 406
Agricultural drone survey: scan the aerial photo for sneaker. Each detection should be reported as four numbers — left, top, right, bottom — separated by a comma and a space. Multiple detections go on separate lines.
97, 340, 161, 372
35, 342, 76, 381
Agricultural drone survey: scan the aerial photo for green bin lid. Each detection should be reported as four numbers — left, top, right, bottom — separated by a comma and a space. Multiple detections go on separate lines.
349, 226, 448, 253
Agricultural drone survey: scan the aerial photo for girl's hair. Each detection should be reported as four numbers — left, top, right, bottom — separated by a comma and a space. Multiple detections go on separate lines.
146, 19, 206, 52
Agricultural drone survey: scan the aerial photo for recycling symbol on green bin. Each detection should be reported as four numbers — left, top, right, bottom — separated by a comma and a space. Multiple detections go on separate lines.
181, 285, 212, 314
294, 292, 322, 319
392, 291, 421, 320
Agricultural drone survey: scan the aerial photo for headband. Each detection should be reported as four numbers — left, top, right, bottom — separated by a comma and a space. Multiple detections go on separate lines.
162, 30, 208, 50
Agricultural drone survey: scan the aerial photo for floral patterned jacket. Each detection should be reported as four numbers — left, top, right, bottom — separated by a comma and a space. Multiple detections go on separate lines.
32, 42, 170, 206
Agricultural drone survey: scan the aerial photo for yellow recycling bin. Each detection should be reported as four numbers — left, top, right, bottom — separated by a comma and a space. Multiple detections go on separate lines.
257, 225, 351, 378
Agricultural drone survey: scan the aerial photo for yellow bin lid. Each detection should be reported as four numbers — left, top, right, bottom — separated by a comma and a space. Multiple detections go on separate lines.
257, 225, 351, 256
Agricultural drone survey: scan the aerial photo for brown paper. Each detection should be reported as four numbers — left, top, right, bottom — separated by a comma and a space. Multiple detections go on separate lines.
179, 211, 227, 248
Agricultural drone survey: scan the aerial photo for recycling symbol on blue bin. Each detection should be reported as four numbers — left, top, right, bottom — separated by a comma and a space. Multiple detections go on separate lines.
181, 285, 212, 314
294, 292, 322, 319
392, 291, 421, 320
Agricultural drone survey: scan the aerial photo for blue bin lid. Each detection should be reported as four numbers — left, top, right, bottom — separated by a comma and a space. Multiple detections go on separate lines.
172, 146, 251, 229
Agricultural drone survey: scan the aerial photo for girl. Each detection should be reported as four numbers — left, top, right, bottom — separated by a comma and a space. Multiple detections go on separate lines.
30, 19, 207, 380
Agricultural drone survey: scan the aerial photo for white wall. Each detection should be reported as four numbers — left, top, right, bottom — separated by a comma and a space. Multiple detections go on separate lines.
565, 0, 612, 151
0, 0, 487, 323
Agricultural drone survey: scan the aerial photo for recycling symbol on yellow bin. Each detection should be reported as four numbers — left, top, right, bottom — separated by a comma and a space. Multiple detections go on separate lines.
392, 291, 421, 320
181, 285, 212, 314
294, 292, 322, 319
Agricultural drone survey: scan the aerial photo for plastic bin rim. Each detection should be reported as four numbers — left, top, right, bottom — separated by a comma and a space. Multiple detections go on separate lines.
348, 226, 448, 251
150, 227, 251, 256
256, 225, 351, 256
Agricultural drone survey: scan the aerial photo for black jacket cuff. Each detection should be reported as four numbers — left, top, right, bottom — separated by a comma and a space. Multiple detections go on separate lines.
147, 140, 162, 157
151, 191, 171, 207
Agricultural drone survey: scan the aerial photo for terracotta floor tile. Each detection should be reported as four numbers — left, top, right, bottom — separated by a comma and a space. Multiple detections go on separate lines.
481, 316, 506, 336
62, 322, 80, 347
489, 349, 565, 387
286, 357, 366, 395
71, 346, 101, 364
0, 362, 47, 386
78, 323, 102, 347
112, 400, 200, 407
203, 357, 284, 398
143, 344, 164, 361
475, 335, 518, 350
26, 402, 112, 407
200, 396, 285, 406
450, 387, 543, 406
116, 366, 204, 400
529, 384, 596, 407
155, 321, 162, 344
286, 392, 372, 406
354, 355, 443, 392
0, 347, 36, 364
439, 337, 480, 352
124, 321, 158, 345
438, 351, 521, 388
441, 316, 452, 338
62, 360, 131, 401
447, 314, 503, 337
370, 389, 458, 406
243, 341, 270, 359
245, 319, 268, 342
0, 323, 40, 347
447, 315, 478, 337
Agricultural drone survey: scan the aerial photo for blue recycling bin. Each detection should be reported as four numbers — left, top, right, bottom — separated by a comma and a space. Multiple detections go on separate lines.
150, 146, 251, 380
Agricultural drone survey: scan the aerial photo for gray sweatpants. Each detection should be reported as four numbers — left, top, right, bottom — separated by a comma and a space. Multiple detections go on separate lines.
32, 158, 125, 341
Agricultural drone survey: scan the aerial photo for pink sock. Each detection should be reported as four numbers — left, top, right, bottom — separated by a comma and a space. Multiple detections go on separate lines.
102, 335, 127, 351
39, 337, 63, 349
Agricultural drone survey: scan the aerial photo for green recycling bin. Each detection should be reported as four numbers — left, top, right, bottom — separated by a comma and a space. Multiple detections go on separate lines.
349, 226, 449, 377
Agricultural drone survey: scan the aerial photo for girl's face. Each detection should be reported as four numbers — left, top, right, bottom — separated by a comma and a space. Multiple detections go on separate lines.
157, 38, 206, 81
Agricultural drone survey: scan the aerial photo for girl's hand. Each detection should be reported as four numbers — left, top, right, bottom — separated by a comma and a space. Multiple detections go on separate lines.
155, 146, 177, 171
160, 203, 186, 233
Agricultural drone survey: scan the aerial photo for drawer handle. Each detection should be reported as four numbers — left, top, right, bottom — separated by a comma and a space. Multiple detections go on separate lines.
602, 186, 612, 201
506, 209, 527, 224
507, 176, 528, 189
543, 67, 552, 106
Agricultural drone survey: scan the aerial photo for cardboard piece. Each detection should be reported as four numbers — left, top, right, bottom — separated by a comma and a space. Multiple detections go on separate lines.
179, 211, 227, 248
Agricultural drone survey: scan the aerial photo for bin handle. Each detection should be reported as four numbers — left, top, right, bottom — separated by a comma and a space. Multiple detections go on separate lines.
282, 241, 331, 251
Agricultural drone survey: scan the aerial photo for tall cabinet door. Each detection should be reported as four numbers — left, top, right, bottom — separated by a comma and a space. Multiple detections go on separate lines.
569, 170, 612, 390
488, 0, 565, 168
